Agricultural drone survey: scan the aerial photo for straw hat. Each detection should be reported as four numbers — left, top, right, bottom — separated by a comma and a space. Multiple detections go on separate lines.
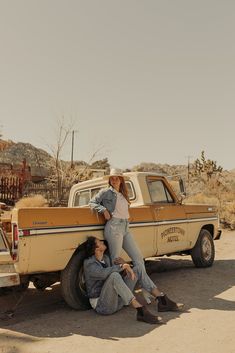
103, 168, 130, 180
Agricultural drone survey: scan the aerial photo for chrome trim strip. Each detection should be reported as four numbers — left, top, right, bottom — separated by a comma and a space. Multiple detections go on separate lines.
150, 217, 218, 226
19, 225, 105, 236
18, 216, 217, 236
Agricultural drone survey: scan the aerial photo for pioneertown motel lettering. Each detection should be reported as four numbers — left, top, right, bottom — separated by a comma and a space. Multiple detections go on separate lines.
161, 227, 185, 243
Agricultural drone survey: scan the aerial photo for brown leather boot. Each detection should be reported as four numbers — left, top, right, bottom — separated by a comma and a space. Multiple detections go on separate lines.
137, 306, 164, 324
157, 295, 184, 312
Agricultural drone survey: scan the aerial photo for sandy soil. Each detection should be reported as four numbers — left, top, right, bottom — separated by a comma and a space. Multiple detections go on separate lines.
0, 230, 235, 353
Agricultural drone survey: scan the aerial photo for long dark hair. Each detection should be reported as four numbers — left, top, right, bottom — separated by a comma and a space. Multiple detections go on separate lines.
84, 236, 97, 258
109, 177, 130, 204
84, 236, 109, 258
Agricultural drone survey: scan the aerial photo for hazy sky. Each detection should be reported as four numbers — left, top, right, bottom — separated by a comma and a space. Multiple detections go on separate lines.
0, 0, 234, 170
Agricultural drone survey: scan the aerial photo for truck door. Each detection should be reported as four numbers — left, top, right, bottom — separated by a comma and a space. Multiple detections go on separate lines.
147, 177, 189, 255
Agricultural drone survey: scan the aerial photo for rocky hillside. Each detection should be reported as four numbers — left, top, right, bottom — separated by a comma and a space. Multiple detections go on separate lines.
131, 162, 188, 178
0, 139, 53, 177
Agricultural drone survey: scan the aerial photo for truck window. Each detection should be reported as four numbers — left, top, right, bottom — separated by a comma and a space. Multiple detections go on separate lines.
74, 190, 90, 206
73, 181, 135, 207
125, 181, 135, 200
73, 187, 102, 207
91, 188, 102, 199
148, 180, 174, 203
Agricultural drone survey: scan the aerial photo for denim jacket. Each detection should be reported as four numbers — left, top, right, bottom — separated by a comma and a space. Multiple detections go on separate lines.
89, 187, 117, 214
84, 254, 122, 298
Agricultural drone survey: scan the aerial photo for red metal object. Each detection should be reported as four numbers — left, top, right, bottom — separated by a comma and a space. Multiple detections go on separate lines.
12, 224, 19, 260
0, 159, 32, 204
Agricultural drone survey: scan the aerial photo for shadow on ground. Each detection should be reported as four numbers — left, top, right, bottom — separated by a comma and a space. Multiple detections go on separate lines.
0, 257, 235, 340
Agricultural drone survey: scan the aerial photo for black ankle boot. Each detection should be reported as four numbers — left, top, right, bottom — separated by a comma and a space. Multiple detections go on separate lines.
136, 306, 163, 324
157, 295, 184, 312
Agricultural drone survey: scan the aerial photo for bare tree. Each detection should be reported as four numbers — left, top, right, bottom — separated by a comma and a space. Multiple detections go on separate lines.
46, 118, 107, 204
47, 117, 75, 203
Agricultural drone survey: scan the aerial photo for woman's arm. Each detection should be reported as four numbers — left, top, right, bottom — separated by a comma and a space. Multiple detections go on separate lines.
89, 188, 112, 220
89, 188, 107, 214
85, 261, 122, 280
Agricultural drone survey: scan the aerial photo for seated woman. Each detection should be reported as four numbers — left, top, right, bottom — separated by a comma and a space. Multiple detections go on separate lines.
83, 236, 184, 324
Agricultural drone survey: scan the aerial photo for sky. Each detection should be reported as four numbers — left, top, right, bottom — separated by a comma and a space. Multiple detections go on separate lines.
0, 0, 235, 170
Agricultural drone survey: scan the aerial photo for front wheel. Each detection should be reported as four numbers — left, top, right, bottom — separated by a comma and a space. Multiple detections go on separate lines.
61, 251, 90, 310
191, 229, 215, 268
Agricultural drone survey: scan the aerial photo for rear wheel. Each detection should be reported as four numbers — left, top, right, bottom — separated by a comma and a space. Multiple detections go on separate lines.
61, 251, 90, 310
191, 229, 215, 268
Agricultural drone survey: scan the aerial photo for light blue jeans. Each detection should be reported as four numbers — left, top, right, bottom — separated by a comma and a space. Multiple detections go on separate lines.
95, 264, 157, 315
104, 218, 144, 266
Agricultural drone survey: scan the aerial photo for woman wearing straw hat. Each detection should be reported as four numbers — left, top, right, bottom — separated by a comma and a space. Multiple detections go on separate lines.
89, 168, 144, 267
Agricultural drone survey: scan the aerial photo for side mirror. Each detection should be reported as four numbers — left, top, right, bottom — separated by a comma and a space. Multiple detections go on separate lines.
179, 178, 186, 197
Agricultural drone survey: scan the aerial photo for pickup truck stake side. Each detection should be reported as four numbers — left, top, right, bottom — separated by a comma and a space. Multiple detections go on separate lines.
0, 172, 221, 309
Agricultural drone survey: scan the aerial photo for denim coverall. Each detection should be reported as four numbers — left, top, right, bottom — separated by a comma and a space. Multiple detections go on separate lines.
84, 254, 157, 315
89, 187, 144, 266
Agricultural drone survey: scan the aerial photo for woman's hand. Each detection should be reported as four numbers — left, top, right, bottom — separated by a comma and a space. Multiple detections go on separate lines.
122, 263, 136, 281
103, 209, 111, 220
114, 257, 125, 265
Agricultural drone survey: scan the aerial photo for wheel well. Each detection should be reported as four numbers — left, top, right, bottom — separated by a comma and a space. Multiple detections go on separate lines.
74, 242, 87, 255
201, 224, 214, 237
62, 242, 87, 270
70, 242, 87, 264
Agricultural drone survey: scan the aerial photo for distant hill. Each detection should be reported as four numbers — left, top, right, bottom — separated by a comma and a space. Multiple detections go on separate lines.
0, 139, 53, 177
131, 162, 188, 178
0, 139, 234, 181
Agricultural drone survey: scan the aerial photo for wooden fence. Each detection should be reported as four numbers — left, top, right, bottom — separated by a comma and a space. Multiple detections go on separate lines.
0, 177, 70, 206
0, 177, 23, 205
24, 183, 70, 206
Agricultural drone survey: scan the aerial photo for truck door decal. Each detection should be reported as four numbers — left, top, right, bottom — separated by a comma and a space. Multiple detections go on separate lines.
161, 226, 185, 239
161, 227, 185, 243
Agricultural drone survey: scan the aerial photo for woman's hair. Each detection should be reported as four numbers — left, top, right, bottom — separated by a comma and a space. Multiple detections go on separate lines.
109, 177, 130, 204
84, 236, 109, 258
85, 236, 97, 257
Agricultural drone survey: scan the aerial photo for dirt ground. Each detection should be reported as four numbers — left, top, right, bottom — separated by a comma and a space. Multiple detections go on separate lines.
0, 230, 235, 353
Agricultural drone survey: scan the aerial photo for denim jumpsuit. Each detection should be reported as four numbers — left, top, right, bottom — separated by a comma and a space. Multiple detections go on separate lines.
89, 187, 144, 266
84, 254, 156, 315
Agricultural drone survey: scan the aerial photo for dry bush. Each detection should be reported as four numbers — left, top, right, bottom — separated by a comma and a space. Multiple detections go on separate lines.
184, 190, 235, 230
220, 201, 235, 230
15, 195, 48, 208
184, 193, 219, 206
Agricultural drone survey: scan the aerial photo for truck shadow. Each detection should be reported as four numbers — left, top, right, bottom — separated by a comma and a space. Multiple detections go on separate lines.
0, 257, 235, 340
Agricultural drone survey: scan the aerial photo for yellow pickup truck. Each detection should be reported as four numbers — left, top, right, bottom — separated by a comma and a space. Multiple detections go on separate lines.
0, 172, 221, 309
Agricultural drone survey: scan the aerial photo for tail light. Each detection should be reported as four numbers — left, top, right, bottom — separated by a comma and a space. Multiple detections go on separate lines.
22, 229, 30, 236
12, 224, 19, 260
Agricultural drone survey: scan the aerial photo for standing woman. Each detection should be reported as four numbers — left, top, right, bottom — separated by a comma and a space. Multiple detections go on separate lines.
89, 169, 144, 266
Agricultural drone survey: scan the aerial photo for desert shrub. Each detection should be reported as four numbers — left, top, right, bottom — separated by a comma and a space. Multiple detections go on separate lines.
184, 189, 235, 230
220, 201, 235, 230
184, 193, 219, 206
15, 195, 48, 208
